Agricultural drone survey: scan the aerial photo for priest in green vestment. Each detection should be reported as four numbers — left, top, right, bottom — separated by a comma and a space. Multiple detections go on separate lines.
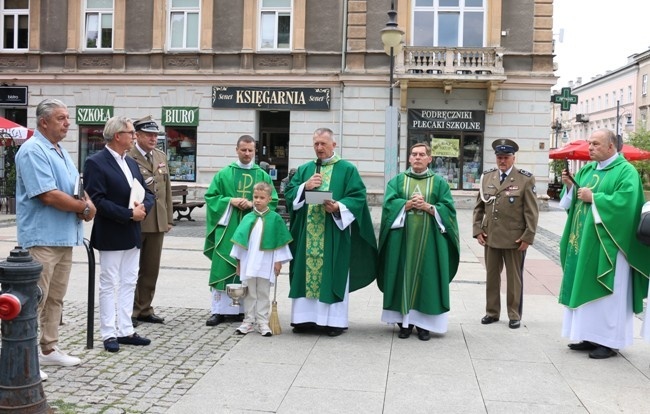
284, 127, 377, 337
377, 143, 460, 341
559, 128, 650, 359
203, 135, 277, 326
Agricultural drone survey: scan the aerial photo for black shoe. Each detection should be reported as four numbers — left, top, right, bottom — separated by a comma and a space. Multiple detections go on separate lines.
589, 345, 616, 359
117, 332, 151, 346
568, 341, 597, 351
131, 317, 140, 328
291, 322, 316, 334
137, 314, 165, 324
398, 326, 413, 339
416, 328, 430, 341
103, 337, 119, 353
481, 315, 499, 325
326, 327, 344, 337
508, 320, 521, 329
206, 314, 225, 326
234, 313, 245, 322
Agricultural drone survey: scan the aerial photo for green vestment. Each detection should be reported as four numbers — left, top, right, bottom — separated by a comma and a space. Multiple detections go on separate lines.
377, 169, 460, 315
559, 155, 650, 312
231, 209, 292, 250
203, 163, 277, 290
284, 157, 378, 304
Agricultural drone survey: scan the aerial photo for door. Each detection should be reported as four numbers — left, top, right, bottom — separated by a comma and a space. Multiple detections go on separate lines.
258, 111, 290, 186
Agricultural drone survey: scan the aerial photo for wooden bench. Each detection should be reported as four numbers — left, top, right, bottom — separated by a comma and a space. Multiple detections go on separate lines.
172, 185, 205, 222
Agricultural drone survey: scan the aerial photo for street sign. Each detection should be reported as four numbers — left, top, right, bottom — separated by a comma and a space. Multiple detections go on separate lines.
551, 87, 578, 111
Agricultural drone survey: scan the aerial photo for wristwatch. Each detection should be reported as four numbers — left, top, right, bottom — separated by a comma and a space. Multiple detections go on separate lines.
82, 202, 90, 218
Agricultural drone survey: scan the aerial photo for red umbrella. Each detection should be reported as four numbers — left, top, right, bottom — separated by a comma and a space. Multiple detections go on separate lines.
0, 117, 34, 143
549, 139, 650, 161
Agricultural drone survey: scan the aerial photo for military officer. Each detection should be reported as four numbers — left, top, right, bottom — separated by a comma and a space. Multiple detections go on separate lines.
472, 138, 539, 329
128, 116, 173, 326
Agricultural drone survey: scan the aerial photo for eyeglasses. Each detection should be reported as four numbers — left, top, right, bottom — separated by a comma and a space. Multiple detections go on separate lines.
118, 130, 136, 137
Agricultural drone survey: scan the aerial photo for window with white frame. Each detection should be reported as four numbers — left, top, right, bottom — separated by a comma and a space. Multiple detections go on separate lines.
169, 0, 199, 50
643, 75, 648, 97
259, 0, 291, 50
605, 93, 608, 108
628, 85, 633, 102
412, 0, 485, 47
84, 0, 113, 49
1, 0, 29, 50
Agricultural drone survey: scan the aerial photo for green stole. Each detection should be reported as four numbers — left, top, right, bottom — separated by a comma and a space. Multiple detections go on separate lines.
402, 173, 435, 312
231, 208, 292, 250
305, 155, 337, 298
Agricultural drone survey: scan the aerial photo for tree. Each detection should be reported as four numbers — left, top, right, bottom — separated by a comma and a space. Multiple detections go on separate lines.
627, 127, 650, 190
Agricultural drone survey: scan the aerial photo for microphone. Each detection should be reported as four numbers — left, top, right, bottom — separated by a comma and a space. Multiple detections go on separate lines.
315, 159, 322, 174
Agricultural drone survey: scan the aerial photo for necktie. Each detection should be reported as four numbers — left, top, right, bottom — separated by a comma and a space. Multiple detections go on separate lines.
500, 172, 507, 184
146, 152, 153, 168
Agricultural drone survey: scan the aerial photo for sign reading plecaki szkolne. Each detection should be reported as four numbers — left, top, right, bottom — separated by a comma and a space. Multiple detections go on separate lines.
212, 86, 330, 111
408, 109, 486, 132
76, 106, 114, 125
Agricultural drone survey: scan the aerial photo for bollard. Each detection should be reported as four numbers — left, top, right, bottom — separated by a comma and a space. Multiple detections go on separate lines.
0, 247, 50, 413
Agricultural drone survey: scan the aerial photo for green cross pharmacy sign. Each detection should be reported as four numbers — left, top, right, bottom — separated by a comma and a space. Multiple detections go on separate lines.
551, 87, 578, 111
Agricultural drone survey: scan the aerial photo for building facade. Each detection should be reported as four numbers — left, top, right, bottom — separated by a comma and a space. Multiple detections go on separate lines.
0, 0, 557, 203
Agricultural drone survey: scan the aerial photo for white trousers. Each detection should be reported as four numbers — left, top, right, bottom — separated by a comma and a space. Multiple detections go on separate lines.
242, 277, 271, 325
99, 248, 139, 341
210, 288, 244, 315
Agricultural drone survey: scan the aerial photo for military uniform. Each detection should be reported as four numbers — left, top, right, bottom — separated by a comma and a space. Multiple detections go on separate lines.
472, 139, 539, 326
128, 117, 173, 322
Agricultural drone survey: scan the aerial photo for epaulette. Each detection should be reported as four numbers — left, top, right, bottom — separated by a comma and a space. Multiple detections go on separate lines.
518, 169, 532, 177
482, 167, 497, 174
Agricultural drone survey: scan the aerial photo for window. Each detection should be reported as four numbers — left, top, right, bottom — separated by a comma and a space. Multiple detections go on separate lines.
643, 75, 648, 97
169, 0, 199, 50
412, 0, 484, 47
84, 0, 113, 49
605, 93, 608, 108
1, 0, 29, 50
259, 0, 291, 50
597, 96, 601, 111
628, 85, 633, 102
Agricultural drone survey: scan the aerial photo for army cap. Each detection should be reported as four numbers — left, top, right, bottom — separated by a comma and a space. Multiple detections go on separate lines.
492, 138, 519, 155
133, 115, 162, 134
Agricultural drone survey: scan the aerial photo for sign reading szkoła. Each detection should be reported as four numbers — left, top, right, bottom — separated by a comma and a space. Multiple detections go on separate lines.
0, 86, 28, 106
212, 86, 331, 110
76, 106, 114, 125
162, 107, 199, 126
408, 109, 486, 132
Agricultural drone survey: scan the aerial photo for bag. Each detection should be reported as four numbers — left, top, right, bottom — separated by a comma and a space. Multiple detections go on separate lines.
637, 212, 650, 245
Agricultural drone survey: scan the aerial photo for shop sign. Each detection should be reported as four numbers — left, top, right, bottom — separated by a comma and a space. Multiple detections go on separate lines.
76, 106, 114, 125
162, 107, 199, 126
430, 138, 460, 157
408, 109, 485, 132
0, 86, 28, 106
212, 86, 330, 111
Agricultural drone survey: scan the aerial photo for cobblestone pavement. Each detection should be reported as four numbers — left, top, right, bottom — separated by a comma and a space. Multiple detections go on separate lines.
43, 303, 244, 413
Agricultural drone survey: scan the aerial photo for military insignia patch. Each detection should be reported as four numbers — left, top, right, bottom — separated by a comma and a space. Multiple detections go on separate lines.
518, 169, 532, 177
483, 167, 497, 174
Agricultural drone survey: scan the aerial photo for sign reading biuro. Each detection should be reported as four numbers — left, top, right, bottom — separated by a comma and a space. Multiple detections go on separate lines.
212, 86, 330, 111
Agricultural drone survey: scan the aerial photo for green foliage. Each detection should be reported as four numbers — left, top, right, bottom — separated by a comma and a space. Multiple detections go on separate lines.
627, 126, 650, 190
549, 159, 565, 183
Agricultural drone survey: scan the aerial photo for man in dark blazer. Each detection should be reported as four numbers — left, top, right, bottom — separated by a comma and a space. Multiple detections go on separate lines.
84, 115, 155, 353
128, 116, 173, 326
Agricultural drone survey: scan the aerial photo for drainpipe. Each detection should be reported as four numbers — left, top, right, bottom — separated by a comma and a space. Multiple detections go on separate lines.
338, 0, 348, 157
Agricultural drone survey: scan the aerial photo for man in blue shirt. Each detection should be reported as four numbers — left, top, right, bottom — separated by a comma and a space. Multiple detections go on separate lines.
16, 99, 97, 377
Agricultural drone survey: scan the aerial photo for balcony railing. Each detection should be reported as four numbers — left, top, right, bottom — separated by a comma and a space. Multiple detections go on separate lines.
400, 46, 504, 76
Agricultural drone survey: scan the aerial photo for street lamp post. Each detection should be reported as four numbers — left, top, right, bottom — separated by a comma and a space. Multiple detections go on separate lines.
615, 100, 634, 151
380, 1, 404, 186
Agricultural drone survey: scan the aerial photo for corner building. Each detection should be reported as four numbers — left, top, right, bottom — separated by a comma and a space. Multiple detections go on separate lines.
0, 0, 556, 203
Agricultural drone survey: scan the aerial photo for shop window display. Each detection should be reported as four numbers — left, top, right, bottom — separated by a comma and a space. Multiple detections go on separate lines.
165, 126, 196, 182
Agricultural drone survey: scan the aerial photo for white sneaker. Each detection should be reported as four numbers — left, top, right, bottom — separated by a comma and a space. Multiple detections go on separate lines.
39, 346, 81, 367
236, 322, 254, 335
258, 323, 272, 337
39, 370, 48, 381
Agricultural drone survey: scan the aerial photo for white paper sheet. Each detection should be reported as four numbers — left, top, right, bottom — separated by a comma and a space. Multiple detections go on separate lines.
129, 179, 145, 208
304, 190, 333, 204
